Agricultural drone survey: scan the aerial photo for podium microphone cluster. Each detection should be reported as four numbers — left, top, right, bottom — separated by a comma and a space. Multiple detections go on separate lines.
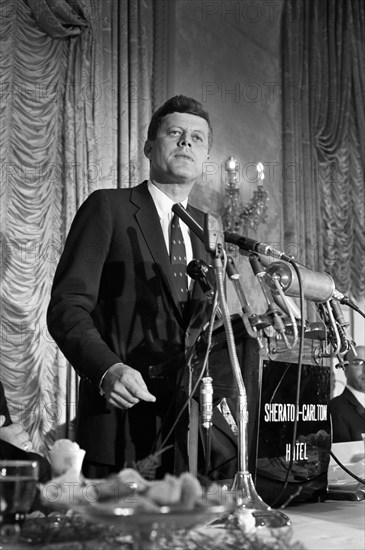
172, 203, 291, 261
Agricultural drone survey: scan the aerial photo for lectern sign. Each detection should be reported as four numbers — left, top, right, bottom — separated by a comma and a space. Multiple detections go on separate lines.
254, 349, 331, 507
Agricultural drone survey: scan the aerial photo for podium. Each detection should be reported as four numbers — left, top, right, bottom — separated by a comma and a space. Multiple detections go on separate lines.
192, 316, 332, 506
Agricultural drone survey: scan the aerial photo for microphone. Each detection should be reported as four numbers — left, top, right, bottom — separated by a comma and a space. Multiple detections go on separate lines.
200, 377, 213, 429
264, 259, 357, 309
330, 298, 350, 353
265, 260, 336, 303
224, 231, 292, 262
249, 254, 290, 344
204, 212, 224, 253
171, 203, 204, 242
187, 259, 213, 297
226, 255, 254, 317
172, 203, 224, 254
330, 298, 348, 327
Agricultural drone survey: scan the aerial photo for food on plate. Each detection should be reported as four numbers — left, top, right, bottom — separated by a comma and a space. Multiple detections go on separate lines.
179, 472, 203, 508
91, 468, 151, 502
40, 466, 224, 513
145, 474, 182, 505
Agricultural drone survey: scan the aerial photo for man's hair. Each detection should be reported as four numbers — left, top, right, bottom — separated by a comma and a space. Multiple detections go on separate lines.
147, 95, 213, 147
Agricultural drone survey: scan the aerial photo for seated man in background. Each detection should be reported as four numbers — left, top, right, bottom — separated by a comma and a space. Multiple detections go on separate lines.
0, 380, 51, 483
329, 345, 365, 442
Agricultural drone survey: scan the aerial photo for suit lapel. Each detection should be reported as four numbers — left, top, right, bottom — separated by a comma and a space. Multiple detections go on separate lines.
130, 184, 213, 329
130, 182, 185, 326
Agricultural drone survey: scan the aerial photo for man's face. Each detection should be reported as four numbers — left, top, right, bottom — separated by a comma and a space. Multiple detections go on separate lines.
144, 112, 210, 186
346, 346, 365, 393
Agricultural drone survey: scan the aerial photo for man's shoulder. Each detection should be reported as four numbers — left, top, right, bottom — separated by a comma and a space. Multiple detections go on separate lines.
330, 388, 356, 408
89, 182, 147, 199
330, 392, 346, 405
187, 203, 208, 223
81, 182, 148, 209
188, 203, 205, 214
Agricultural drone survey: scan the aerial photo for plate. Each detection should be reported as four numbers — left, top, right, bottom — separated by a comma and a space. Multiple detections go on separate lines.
71, 501, 234, 532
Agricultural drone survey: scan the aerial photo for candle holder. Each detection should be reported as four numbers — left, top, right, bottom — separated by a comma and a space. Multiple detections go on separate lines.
223, 158, 269, 245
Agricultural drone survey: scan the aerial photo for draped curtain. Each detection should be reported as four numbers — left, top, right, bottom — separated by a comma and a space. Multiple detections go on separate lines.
281, 0, 365, 300
0, 0, 170, 454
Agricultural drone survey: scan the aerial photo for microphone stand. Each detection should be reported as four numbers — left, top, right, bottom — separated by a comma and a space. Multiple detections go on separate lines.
226, 255, 266, 352
172, 203, 290, 526
211, 245, 290, 529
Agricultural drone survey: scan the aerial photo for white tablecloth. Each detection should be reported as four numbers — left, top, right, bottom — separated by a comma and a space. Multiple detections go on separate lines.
287, 499, 365, 550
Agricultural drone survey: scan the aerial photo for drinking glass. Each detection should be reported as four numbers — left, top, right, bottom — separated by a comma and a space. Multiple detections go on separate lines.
0, 460, 39, 547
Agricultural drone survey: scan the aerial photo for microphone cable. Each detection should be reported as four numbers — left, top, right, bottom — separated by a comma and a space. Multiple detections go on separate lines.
329, 449, 365, 486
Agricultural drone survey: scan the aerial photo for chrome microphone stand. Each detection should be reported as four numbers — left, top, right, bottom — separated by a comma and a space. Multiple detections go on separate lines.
171, 204, 290, 527
211, 244, 290, 529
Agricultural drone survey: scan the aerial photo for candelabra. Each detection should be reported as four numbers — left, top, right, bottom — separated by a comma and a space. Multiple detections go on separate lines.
223, 157, 269, 237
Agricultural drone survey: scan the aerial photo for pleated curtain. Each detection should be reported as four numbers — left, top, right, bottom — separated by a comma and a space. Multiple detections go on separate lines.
281, 0, 365, 301
0, 0, 170, 454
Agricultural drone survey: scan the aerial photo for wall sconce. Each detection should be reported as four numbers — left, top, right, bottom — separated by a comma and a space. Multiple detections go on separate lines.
223, 157, 269, 238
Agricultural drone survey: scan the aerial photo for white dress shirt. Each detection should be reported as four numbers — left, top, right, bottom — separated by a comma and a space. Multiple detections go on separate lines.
147, 180, 193, 268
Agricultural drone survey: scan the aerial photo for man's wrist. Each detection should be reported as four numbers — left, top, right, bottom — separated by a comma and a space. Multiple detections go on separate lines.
99, 363, 127, 395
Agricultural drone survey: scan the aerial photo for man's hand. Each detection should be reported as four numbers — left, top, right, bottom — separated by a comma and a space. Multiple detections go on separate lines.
0, 415, 34, 452
101, 363, 156, 409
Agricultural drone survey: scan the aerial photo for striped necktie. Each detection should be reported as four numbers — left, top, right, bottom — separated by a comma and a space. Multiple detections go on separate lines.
170, 212, 188, 304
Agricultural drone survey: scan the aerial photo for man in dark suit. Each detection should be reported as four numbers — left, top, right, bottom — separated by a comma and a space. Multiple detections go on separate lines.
47, 95, 238, 480
329, 345, 365, 442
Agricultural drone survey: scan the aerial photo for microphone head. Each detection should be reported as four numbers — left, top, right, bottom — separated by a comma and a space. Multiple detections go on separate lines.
187, 259, 209, 280
265, 261, 335, 302
204, 214, 224, 253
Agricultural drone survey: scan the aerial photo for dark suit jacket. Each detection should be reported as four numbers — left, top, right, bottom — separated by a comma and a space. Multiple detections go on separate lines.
47, 182, 237, 474
329, 387, 365, 442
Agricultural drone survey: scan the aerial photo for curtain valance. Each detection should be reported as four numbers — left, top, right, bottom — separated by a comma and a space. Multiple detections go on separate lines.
26, 0, 87, 38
